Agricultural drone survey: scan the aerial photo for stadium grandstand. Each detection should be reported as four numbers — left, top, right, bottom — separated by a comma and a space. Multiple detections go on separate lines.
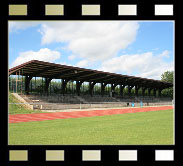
9, 60, 173, 110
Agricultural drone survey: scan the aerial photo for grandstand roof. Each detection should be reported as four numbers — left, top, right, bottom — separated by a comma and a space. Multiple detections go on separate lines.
9, 60, 173, 89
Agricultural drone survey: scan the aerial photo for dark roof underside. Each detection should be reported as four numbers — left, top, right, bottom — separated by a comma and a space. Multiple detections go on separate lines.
9, 60, 173, 89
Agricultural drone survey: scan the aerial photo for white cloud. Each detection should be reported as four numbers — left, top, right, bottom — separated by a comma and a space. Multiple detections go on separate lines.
76, 60, 89, 68
68, 54, 76, 60
58, 61, 72, 66
158, 50, 170, 58
11, 48, 61, 67
38, 21, 139, 61
99, 51, 173, 80
9, 21, 40, 33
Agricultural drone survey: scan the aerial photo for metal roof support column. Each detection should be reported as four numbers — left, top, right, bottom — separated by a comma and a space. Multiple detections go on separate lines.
42, 77, 44, 94
120, 84, 126, 98
128, 85, 134, 97
158, 88, 163, 98
101, 83, 107, 97
45, 78, 52, 96
21, 69, 23, 95
18, 70, 21, 93
142, 87, 147, 97
153, 88, 157, 97
68, 81, 71, 94
135, 85, 140, 97
35, 77, 36, 91
62, 79, 69, 96
148, 88, 153, 97
11, 77, 13, 92
25, 75, 33, 95
50, 81, 51, 95
30, 79, 32, 93
89, 82, 96, 97
111, 83, 118, 97
16, 72, 17, 93
60, 79, 62, 94
76, 81, 84, 96
72, 81, 74, 94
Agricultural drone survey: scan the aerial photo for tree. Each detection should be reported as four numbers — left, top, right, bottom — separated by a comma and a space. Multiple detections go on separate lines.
161, 71, 174, 98
161, 71, 173, 83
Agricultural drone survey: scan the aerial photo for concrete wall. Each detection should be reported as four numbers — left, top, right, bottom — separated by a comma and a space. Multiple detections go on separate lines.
11, 93, 33, 110
37, 102, 172, 110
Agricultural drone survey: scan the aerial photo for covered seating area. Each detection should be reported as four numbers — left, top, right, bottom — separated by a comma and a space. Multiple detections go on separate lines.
9, 60, 173, 98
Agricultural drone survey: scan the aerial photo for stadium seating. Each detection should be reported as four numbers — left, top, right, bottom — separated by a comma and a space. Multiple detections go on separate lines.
19, 93, 173, 110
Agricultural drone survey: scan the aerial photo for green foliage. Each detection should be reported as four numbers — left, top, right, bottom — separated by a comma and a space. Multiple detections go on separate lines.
53, 86, 60, 94
161, 71, 174, 98
35, 85, 44, 93
161, 71, 173, 83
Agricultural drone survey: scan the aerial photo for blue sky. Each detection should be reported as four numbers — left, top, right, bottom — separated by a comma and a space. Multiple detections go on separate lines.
9, 21, 174, 80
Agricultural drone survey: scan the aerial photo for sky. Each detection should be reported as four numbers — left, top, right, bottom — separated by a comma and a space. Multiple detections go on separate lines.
9, 21, 174, 80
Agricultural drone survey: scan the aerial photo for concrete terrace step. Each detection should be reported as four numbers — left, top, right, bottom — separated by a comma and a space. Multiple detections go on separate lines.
16, 93, 172, 110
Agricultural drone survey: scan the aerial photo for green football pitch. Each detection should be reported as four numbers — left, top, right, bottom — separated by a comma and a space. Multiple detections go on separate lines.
8, 109, 174, 145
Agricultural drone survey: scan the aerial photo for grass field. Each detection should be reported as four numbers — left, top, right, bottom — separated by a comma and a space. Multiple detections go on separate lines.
9, 109, 174, 145
9, 93, 45, 114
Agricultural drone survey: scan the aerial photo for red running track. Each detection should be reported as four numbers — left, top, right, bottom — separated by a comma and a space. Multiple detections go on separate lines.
9, 106, 173, 123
